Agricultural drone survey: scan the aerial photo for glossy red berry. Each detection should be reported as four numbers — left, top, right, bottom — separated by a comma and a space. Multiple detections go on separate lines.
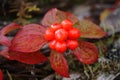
55, 29, 68, 42
50, 23, 62, 32
55, 41, 67, 53
44, 28, 55, 41
68, 28, 80, 39
67, 40, 79, 50
49, 40, 57, 50
61, 19, 73, 30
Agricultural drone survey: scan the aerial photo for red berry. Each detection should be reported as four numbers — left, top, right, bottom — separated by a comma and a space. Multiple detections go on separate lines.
55, 29, 68, 42
50, 23, 62, 32
49, 40, 57, 50
61, 19, 73, 30
44, 28, 55, 41
67, 40, 78, 50
55, 41, 67, 53
68, 28, 80, 39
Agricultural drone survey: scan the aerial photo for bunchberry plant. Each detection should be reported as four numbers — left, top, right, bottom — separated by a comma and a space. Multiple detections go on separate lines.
0, 8, 106, 77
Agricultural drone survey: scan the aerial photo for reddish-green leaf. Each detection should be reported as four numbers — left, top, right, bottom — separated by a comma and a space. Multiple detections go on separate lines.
73, 41, 98, 64
50, 52, 69, 77
42, 8, 79, 27
0, 69, 3, 80
0, 23, 21, 47
0, 48, 48, 64
75, 20, 107, 38
10, 24, 47, 52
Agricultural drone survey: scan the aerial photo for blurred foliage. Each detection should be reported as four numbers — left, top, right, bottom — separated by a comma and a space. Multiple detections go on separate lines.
0, 0, 115, 24
9, 0, 40, 25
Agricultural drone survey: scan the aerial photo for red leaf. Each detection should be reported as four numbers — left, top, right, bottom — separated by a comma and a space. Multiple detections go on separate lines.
0, 23, 21, 47
0, 69, 3, 80
21, 24, 46, 34
50, 52, 69, 77
42, 8, 79, 27
0, 48, 48, 64
0, 35, 11, 47
75, 20, 107, 38
0, 23, 21, 35
10, 24, 47, 52
9, 51, 47, 64
73, 41, 98, 64
0, 48, 11, 59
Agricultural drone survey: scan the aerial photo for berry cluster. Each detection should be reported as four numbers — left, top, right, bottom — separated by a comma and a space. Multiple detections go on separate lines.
44, 19, 80, 53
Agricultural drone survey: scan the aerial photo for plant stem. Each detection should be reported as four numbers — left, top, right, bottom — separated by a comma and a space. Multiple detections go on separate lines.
87, 65, 94, 79
83, 64, 89, 79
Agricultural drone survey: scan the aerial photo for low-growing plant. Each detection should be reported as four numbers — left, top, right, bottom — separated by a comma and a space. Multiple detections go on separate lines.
0, 8, 106, 78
